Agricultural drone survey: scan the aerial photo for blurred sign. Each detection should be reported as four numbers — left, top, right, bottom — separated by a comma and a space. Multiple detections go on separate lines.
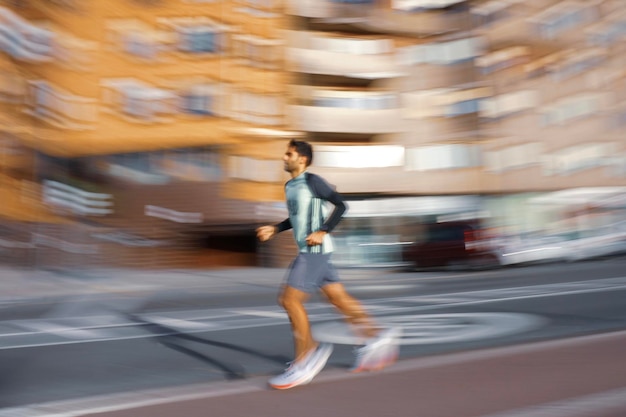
144, 205, 203, 223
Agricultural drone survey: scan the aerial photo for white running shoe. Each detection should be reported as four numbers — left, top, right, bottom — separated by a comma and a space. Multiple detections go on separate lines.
307, 343, 333, 377
269, 343, 333, 390
268, 362, 310, 390
350, 326, 401, 373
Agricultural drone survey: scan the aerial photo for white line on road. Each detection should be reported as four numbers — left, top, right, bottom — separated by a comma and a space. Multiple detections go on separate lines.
234, 309, 288, 318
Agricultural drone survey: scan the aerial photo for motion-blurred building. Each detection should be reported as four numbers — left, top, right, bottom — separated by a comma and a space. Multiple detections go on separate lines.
0, 0, 624, 269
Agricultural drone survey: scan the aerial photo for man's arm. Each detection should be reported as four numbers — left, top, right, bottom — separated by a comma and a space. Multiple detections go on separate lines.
307, 173, 348, 233
274, 218, 292, 233
256, 218, 291, 242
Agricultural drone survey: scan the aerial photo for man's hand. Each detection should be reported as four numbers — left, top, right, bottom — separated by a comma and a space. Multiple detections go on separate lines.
256, 225, 276, 242
305, 230, 327, 246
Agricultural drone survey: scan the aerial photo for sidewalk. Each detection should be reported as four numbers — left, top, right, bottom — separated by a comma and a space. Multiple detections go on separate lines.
3, 331, 626, 417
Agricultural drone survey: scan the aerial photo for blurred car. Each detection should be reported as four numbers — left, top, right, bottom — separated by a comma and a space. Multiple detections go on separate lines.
558, 222, 626, 261
498, 222, 626, 266
401, 220, 501, 270
498, 233, 569, 266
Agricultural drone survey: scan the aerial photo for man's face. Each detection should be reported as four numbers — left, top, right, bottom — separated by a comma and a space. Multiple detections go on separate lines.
283, 146, 305, 173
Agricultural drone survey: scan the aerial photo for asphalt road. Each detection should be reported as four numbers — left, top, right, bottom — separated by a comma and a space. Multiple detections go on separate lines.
1, 257, 626, 413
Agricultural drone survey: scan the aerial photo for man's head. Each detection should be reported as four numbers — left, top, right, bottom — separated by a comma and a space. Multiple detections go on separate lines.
283, 139, 313, 176
288, 139, 313, 167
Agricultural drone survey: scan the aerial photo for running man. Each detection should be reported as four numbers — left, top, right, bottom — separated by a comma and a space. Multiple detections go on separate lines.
256, 139, 400, 390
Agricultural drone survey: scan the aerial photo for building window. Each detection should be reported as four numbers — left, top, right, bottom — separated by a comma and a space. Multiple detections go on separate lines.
530, 1, 601, 40
312, 37, 393, 55
25, 80, 96, 129
231, 91, 284, 126
160, 148, 222, 181
232, 34, 283, 69
178, 27, 217, 53
315, 145, 405, 169
122, 32, 161, 59
540, 92, 608, 126
392, 0, 465, 12
103, 148, 222, 183
182, 93, 212, 115
480, 90, 539, 119
157, 17, 231, 56
179, 84, 220, 116
403, 87, 491, 119
549, 48, 606, 81
406, 144, 481, 171
543, 143, 617, 176
397, 37, 484, 66
484, 142, 542, 172
102, 79, 177, 122
228, 156, 282, 182
446, 99, 481, 116
313, 91, 398, 110
471, 0, 523, 27
107, 19, 172, 61
585, 18, 626, 47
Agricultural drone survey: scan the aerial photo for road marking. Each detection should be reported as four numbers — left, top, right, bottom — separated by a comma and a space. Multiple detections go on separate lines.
15, 321, 103, 339
0, 276, 624, 350
313, 313, 546, 345
2, 330, 625, 417
349, 284, 417, 292
141, 316, 216, 330
234, 309, 288, 318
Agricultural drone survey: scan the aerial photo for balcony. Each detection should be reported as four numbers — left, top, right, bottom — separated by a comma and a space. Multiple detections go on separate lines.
354, 3, 472, 36
24, 80, 97, 130
286, 0, 376, 21
0, 6, 55, 63
302, 142, 487, 194
528, 0, 602, 42
290, 105, 406, 134
314, 164, 487, 194
286, 33, 405, 79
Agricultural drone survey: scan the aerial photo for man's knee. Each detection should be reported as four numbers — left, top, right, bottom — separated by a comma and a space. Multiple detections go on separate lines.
323, 283, 350, 305
278, 287, 307, 310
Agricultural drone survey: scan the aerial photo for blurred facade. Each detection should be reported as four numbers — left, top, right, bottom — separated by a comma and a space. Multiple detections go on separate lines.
0, 0, 624, 269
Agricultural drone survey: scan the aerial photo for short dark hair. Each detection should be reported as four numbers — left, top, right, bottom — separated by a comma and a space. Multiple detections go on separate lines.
289, 139, 313, 167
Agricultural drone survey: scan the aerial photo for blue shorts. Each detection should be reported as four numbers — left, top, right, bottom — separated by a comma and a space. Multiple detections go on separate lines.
285, 253, 340, 293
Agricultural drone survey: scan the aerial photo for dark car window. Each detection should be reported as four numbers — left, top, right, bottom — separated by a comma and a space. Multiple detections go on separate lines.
427, 225, 467, 242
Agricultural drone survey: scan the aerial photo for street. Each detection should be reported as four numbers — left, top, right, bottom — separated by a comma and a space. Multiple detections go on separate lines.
1, 257, 626, 416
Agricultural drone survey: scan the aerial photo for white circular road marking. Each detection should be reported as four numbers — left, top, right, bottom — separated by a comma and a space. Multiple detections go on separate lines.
312, 312, 546, 345
348, 284, 417, 293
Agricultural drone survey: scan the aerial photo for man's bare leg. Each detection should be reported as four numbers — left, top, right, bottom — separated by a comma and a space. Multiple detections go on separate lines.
321, 282, 379, 339
322, 282, 400, 372
278, 285, 317, 362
